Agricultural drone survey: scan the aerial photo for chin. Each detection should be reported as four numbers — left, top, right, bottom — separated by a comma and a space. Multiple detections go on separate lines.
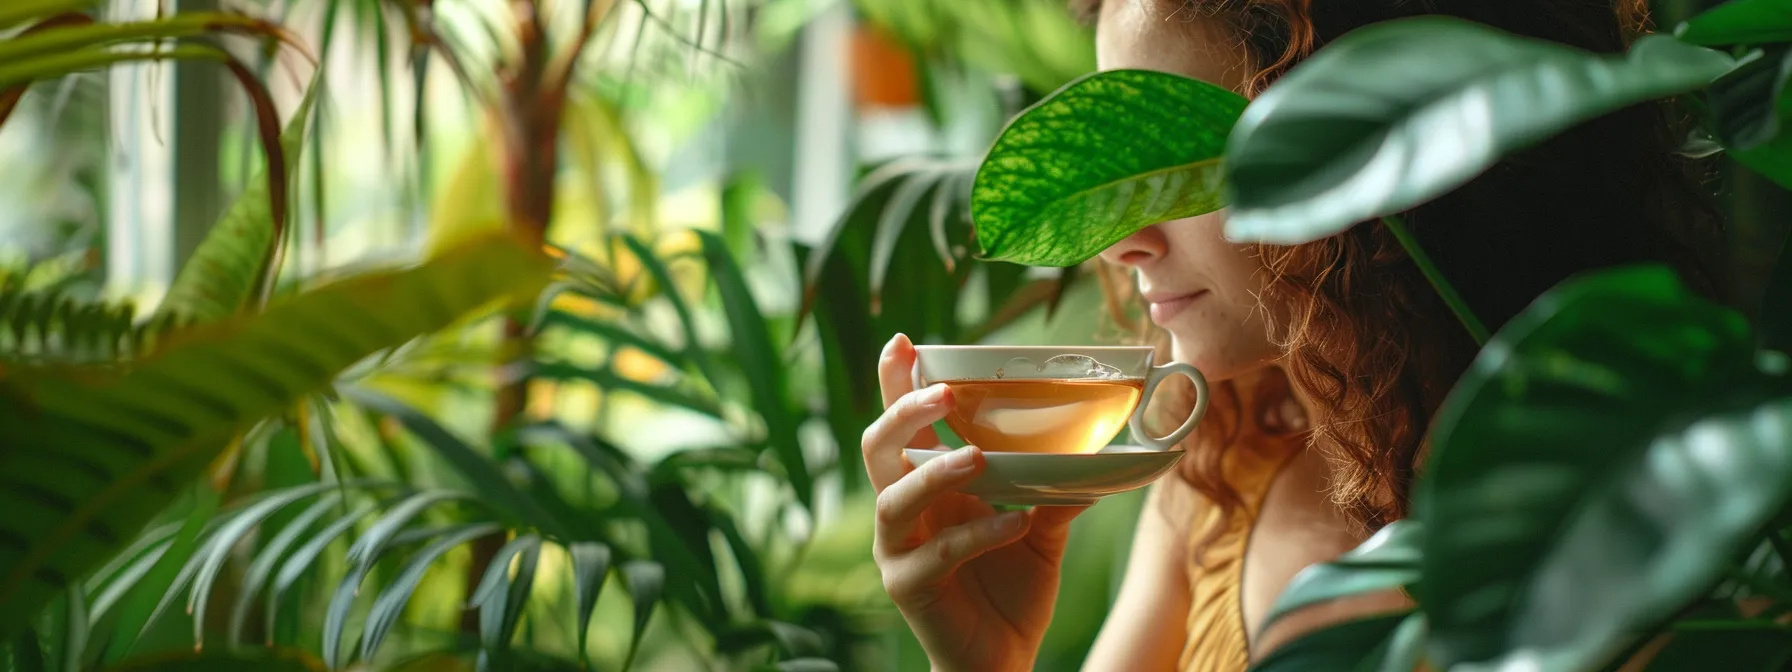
1168, 332, 1278, 382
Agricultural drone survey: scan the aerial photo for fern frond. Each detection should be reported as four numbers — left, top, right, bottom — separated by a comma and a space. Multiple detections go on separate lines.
0, 287, 186, 364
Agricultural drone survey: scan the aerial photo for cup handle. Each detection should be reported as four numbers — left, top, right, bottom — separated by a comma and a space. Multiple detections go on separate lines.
1127, 361, 1209, 451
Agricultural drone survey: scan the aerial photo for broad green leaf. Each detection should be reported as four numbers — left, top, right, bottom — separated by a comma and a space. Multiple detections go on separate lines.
359, 522, 502, 662
342, 388, 571, 538
268, 503, 375, 637
970, 69, 1244, 266
1761, 231, 1792, 353
1262, 520, 1422, 630
1416, 266, 1782, 669
324, 491, 467, 668
158, 78, 319, 322
229, 492, 345, 644
1246, 612, 1411, 672
1704, 46, 1792, 190
100, 647, 326, 671
568, 542, 611, 664
695, 231, 811, 507
0, 234, 550, 638
1676, 0, 1792, 47
1222, 17, 1735, 245
1461, 397, 1792, 672
620, 560, 664, 671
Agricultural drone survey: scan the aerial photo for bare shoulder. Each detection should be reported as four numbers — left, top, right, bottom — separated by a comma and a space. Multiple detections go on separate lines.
1244, 447, 1414, 661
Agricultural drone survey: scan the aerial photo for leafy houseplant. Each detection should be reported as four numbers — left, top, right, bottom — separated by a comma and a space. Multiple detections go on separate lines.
965, 1, 1792, 670
2, 1, 892, 671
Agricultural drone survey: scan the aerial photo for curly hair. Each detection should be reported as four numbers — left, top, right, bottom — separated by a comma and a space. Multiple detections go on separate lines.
1079, 0, 1725, 540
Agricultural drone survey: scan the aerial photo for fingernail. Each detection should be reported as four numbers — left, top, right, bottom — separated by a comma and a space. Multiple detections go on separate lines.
992, 511, 1027, 533
945, 445, 979, 471
924, 384, 952, 407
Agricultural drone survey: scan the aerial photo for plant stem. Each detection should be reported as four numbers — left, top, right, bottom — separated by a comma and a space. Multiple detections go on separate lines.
1382, 215, 1489, 346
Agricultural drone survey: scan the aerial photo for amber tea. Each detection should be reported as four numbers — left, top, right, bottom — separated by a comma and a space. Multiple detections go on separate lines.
940, 378, 1146, 455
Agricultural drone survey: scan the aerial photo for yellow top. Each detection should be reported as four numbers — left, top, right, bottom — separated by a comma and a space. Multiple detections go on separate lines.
1152, 438, 1305, 672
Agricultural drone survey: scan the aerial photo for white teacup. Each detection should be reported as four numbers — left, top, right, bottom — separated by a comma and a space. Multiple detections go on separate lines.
912, 345, 1209, 454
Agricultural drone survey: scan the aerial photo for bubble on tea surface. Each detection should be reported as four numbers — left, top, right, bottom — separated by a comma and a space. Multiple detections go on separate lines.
992, 354, 1126, 379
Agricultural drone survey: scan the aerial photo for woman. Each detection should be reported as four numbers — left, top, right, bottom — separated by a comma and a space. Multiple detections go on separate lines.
859, 0, 1722, 670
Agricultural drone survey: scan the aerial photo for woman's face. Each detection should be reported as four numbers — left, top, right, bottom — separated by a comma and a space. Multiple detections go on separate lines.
1093, 0, 1282, 381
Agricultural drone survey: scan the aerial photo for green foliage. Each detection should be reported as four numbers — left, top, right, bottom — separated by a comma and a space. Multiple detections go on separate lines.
1675, 0, 1792, 47
158, 78, 320, 323
1417, 266, 1792, 670
0, 286, 185, 364
1222, 17, 1734, 244
0, 234, 551, 640
970, 69, 1245, 266
1262, 520, 1421, 632
1245, 612, 1415, 672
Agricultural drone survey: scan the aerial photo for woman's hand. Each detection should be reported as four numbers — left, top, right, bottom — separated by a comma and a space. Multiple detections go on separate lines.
863, 334, 1088, 672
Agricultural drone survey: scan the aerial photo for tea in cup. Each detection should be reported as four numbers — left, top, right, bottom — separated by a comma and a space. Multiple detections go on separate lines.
911, 345, 1209, 454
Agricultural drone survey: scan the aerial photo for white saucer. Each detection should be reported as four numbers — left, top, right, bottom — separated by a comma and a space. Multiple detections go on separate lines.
903, 445, 1185, 506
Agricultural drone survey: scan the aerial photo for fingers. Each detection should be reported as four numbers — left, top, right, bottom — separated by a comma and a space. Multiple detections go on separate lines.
874, 446, 985, 548
1023, 505, 1091, 555
877, 334, 940, 448
882, 509, 1031, 604
862, 380, 953, 493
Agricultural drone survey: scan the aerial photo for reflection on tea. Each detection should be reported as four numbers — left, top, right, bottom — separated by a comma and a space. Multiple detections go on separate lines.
941, 378, 1144, 455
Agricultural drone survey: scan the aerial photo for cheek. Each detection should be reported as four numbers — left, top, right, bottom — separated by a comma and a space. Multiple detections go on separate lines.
1162, 219, 1282, 378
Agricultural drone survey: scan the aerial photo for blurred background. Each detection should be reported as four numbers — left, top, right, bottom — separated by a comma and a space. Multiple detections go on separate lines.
1, 0, 1785, 670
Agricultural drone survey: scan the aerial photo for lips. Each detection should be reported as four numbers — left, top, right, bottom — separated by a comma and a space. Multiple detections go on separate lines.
1144, 289, 1208, 324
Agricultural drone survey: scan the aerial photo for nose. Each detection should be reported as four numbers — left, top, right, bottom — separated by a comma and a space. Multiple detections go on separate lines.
1097, 224, 1169, 267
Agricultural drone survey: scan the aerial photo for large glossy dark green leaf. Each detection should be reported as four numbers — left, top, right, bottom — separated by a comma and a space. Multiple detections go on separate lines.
1222, 17, 1734, 245
1262, 520, 1422, 631
1246, 612, 1413, 672
359, 522, 502, 662
1415, 266, 1786, 669
157, 78, 318, 322
1704, 46, 1792, 190
695, 231, 811, 508
1676, 0, 1792, 47
971, 69, 1245, 266
0, 234, 549, 638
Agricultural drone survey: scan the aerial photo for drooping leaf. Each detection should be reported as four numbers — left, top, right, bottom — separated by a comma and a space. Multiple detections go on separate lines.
1416, 265, 1786, 670
530, 362, 723, 419
158, 76, 320, 322
1246, 612, 1412, 672
1676, 0, 1792, 47
467, 534, 541, 612
229, 492, 345, 644
359, 522, 502, 661
534, 311, 684, 366
618, 235, 720, 386
1222, 17, 1735, 245
568, 542, 611, 663
101, 487, 218, 662
180, 482, 348, 648
1262, 520, 1422, 631
477, 538, 541, 654
342, 388, 571, 538
695, 231, 811, 508
267, 503, 377, 638
0, 233, 550, 638
620, 560, 664, 671
324, 491, 468, 668
971, 69, 1244, 266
